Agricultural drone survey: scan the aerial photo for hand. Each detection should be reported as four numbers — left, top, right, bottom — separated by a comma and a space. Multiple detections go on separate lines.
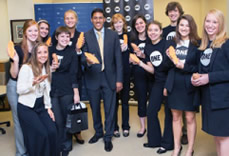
47, 108, 55, 121
191, 74, 209, 86
51, 60, 59, 71
129, 57, 140, 65
86, 57, 95, 65
73, 93, 80, 104
32, 76, 45, 86
163, 88, 168, 96
166, 48, 172, 60
121, 43, 128, 52
116, 82, 123, 93
135, 50, 145, 58
10, 50, 19, 63
76, 37, 85, 51
175, 60, 184, 69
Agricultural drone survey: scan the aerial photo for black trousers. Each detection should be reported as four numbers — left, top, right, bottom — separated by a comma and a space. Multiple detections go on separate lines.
114, 73, 131, 131
18, 97, 58, 156
147, 82, 174, 150
133, 65, 152, 117
87, 72, 116, 142
51, 94, 73, 153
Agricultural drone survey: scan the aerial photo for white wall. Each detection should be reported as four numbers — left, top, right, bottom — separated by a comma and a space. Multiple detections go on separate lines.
0, 0, 10, 60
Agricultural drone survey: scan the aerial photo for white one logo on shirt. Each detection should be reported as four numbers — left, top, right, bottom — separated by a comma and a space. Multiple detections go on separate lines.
138, 43, 146, 53
166, 31, 176, 40
200, 48, 213, 66
119, 39, 124, 44
150, 51, 163, 67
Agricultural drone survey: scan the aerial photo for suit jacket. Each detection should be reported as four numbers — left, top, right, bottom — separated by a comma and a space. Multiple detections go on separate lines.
82, 28, 123, 90
164, 40, 200, 93
17, 64, 51, 109
203, 40, 229, 109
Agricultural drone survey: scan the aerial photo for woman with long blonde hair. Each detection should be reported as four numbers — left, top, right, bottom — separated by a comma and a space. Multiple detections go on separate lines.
192, 9, 229, 156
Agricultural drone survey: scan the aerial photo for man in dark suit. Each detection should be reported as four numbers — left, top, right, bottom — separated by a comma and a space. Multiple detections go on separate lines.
81, 8, 123, 152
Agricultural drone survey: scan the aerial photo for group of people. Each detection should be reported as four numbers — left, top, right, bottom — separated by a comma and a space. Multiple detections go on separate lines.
6, 1, 229, 156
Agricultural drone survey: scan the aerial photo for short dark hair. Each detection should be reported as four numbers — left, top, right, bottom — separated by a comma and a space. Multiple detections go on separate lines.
55, 26, 71, 38
165, 1, 184, 16
91, 8, 105, 18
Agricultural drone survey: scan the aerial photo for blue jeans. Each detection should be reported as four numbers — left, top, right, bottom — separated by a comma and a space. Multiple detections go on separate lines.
7, 79, 27, 156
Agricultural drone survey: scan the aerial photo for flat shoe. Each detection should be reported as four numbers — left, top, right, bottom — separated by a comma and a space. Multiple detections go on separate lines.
157, 147, 167, 154
113, 131, 120, 138
137, 129, 146, 138
143, 143, 154, 148
123, 130, 129, 137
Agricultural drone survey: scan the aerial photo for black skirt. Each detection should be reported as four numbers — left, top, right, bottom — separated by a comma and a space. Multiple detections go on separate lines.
201, 85, 229, 136
168, 71, 196, 111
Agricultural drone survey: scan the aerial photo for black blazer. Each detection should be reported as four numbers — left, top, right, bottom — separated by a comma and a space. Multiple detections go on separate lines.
165, 40, 200, 93
82, 28, 123, 90
202, 40, 229, 109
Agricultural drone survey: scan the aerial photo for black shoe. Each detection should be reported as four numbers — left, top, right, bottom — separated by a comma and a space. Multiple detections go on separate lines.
88, 134, 103, 144
157, 147, 167, 154
137, 129, 146, 138
104, 141, 113, 152
123, 130, 129, 137
62, 151, 69, 156
181, 134, 188, 145
113, 131, 120, 138
143, 143, 154, 148
73, 134, 85, 144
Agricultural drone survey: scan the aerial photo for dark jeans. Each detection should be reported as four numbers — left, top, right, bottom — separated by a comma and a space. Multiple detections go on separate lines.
51, 94, 73, 153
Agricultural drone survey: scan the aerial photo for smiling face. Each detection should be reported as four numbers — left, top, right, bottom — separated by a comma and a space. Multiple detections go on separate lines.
56, 32, 70, 48
113, 19, 124, 34
204, 13, 219, 40
135, 18, 146, 34
168, 7, 180, 24
64, 12, 77, 29
91, 12, 105, 31
178, 19, 190, 40
26, 24, 39, 42
37, 45, 49, 66
39, 22, 49, 38
147, 23, 162, 44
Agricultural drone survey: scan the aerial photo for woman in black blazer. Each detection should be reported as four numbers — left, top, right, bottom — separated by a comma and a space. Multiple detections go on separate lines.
192, 9, 229, 156
165, 15, 200, 156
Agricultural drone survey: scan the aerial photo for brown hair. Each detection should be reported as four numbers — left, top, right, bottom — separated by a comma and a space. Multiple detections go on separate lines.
21, 19, 40, 63
110, 13, 127, 33
28, 42, 51, 81
175, 14, 200, 46
165, 1, 184, 16
199, 9, 227, 50
131, 14, 147, 41
55, 26, 71, 38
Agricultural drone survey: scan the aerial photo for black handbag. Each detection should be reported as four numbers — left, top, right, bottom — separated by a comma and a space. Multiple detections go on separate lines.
66, 102, 88, 134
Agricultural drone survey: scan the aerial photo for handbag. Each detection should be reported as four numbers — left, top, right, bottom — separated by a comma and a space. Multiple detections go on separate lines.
66, 102, 88, 134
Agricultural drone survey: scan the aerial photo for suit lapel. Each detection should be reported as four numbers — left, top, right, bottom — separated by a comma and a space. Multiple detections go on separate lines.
89, 29, 102, 61
104, 29, 108, 62
209, 48, 219, 70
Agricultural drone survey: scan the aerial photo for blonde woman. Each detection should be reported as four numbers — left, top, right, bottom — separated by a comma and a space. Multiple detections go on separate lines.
192, 9, 229, 156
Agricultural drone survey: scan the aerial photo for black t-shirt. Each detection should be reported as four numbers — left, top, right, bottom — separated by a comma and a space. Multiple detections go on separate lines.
10, 45, 31, 81
145, 39, 168, 82
131, 38, 148, 62
200, 41, 213, 73
118, 32, 131, 74
163, 25, 176, 41
49, 46, 78, 96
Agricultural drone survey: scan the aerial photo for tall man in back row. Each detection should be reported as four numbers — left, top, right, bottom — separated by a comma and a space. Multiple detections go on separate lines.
81, 8, 123, 152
